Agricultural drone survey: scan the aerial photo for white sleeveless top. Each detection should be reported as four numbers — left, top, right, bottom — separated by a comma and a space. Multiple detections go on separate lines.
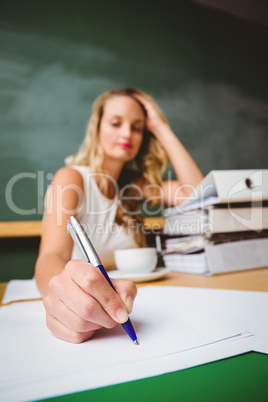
71, 165, 138, 268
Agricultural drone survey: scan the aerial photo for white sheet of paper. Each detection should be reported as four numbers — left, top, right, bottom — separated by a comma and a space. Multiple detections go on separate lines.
0, 338, 255, 402
1, 279, 41, 304
163, 286, 268, 346
0, 286, 267, 402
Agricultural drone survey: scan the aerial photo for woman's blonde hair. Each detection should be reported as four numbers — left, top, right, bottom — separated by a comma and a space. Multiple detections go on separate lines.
66, 88, 168, 246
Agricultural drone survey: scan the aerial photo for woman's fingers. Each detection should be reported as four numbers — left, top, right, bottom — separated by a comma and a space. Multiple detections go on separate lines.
112, 279, 138, 314
43, 260, 138, 343
48, 267, 119, 329
133, 94, 167, 134
66, 261, 132, 324
46, 312, 97, 344
44, 295, 109, 333
133, 93, 151, 109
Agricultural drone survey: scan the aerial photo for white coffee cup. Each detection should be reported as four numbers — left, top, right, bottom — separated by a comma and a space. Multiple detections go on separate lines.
114, 247, 158, 274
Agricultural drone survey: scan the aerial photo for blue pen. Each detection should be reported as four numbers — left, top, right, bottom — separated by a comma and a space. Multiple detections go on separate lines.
67, 216, 139, 345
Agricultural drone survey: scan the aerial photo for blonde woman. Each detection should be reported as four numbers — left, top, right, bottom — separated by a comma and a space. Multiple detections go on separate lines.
35, 88, 203, 343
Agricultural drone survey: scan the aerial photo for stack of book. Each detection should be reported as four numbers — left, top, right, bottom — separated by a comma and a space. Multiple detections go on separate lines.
156, 170, 268, 275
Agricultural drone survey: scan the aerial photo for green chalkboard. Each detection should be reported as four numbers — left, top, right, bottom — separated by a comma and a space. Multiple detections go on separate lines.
1, 0, 268, 223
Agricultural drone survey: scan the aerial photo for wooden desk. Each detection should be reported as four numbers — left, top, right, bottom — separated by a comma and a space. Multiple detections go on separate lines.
138, 267, 268, 292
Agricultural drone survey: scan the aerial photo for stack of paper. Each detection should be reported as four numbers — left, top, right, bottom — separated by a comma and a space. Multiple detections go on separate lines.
158, 169, 268, 275
0, 282, 267, 402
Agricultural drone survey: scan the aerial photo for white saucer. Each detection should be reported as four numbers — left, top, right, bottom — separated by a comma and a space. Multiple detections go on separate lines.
108, 267, 170, 283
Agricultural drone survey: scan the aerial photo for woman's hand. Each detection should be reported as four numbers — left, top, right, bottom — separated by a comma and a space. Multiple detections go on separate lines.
43, 260, 137, 343
134, 94, 169, 137
134, 92, 203, 204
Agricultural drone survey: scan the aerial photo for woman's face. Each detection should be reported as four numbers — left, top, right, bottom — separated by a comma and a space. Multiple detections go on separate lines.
99, 95, 145, 165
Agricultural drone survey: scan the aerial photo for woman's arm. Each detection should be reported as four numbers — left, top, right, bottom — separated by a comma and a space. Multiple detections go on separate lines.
35, 167, 137, 343
153, 123, 203, 205
134, 94, 203, 206
35, 167, 84, 296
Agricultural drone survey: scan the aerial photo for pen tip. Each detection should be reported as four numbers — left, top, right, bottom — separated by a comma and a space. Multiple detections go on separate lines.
134, 339, 139, 345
